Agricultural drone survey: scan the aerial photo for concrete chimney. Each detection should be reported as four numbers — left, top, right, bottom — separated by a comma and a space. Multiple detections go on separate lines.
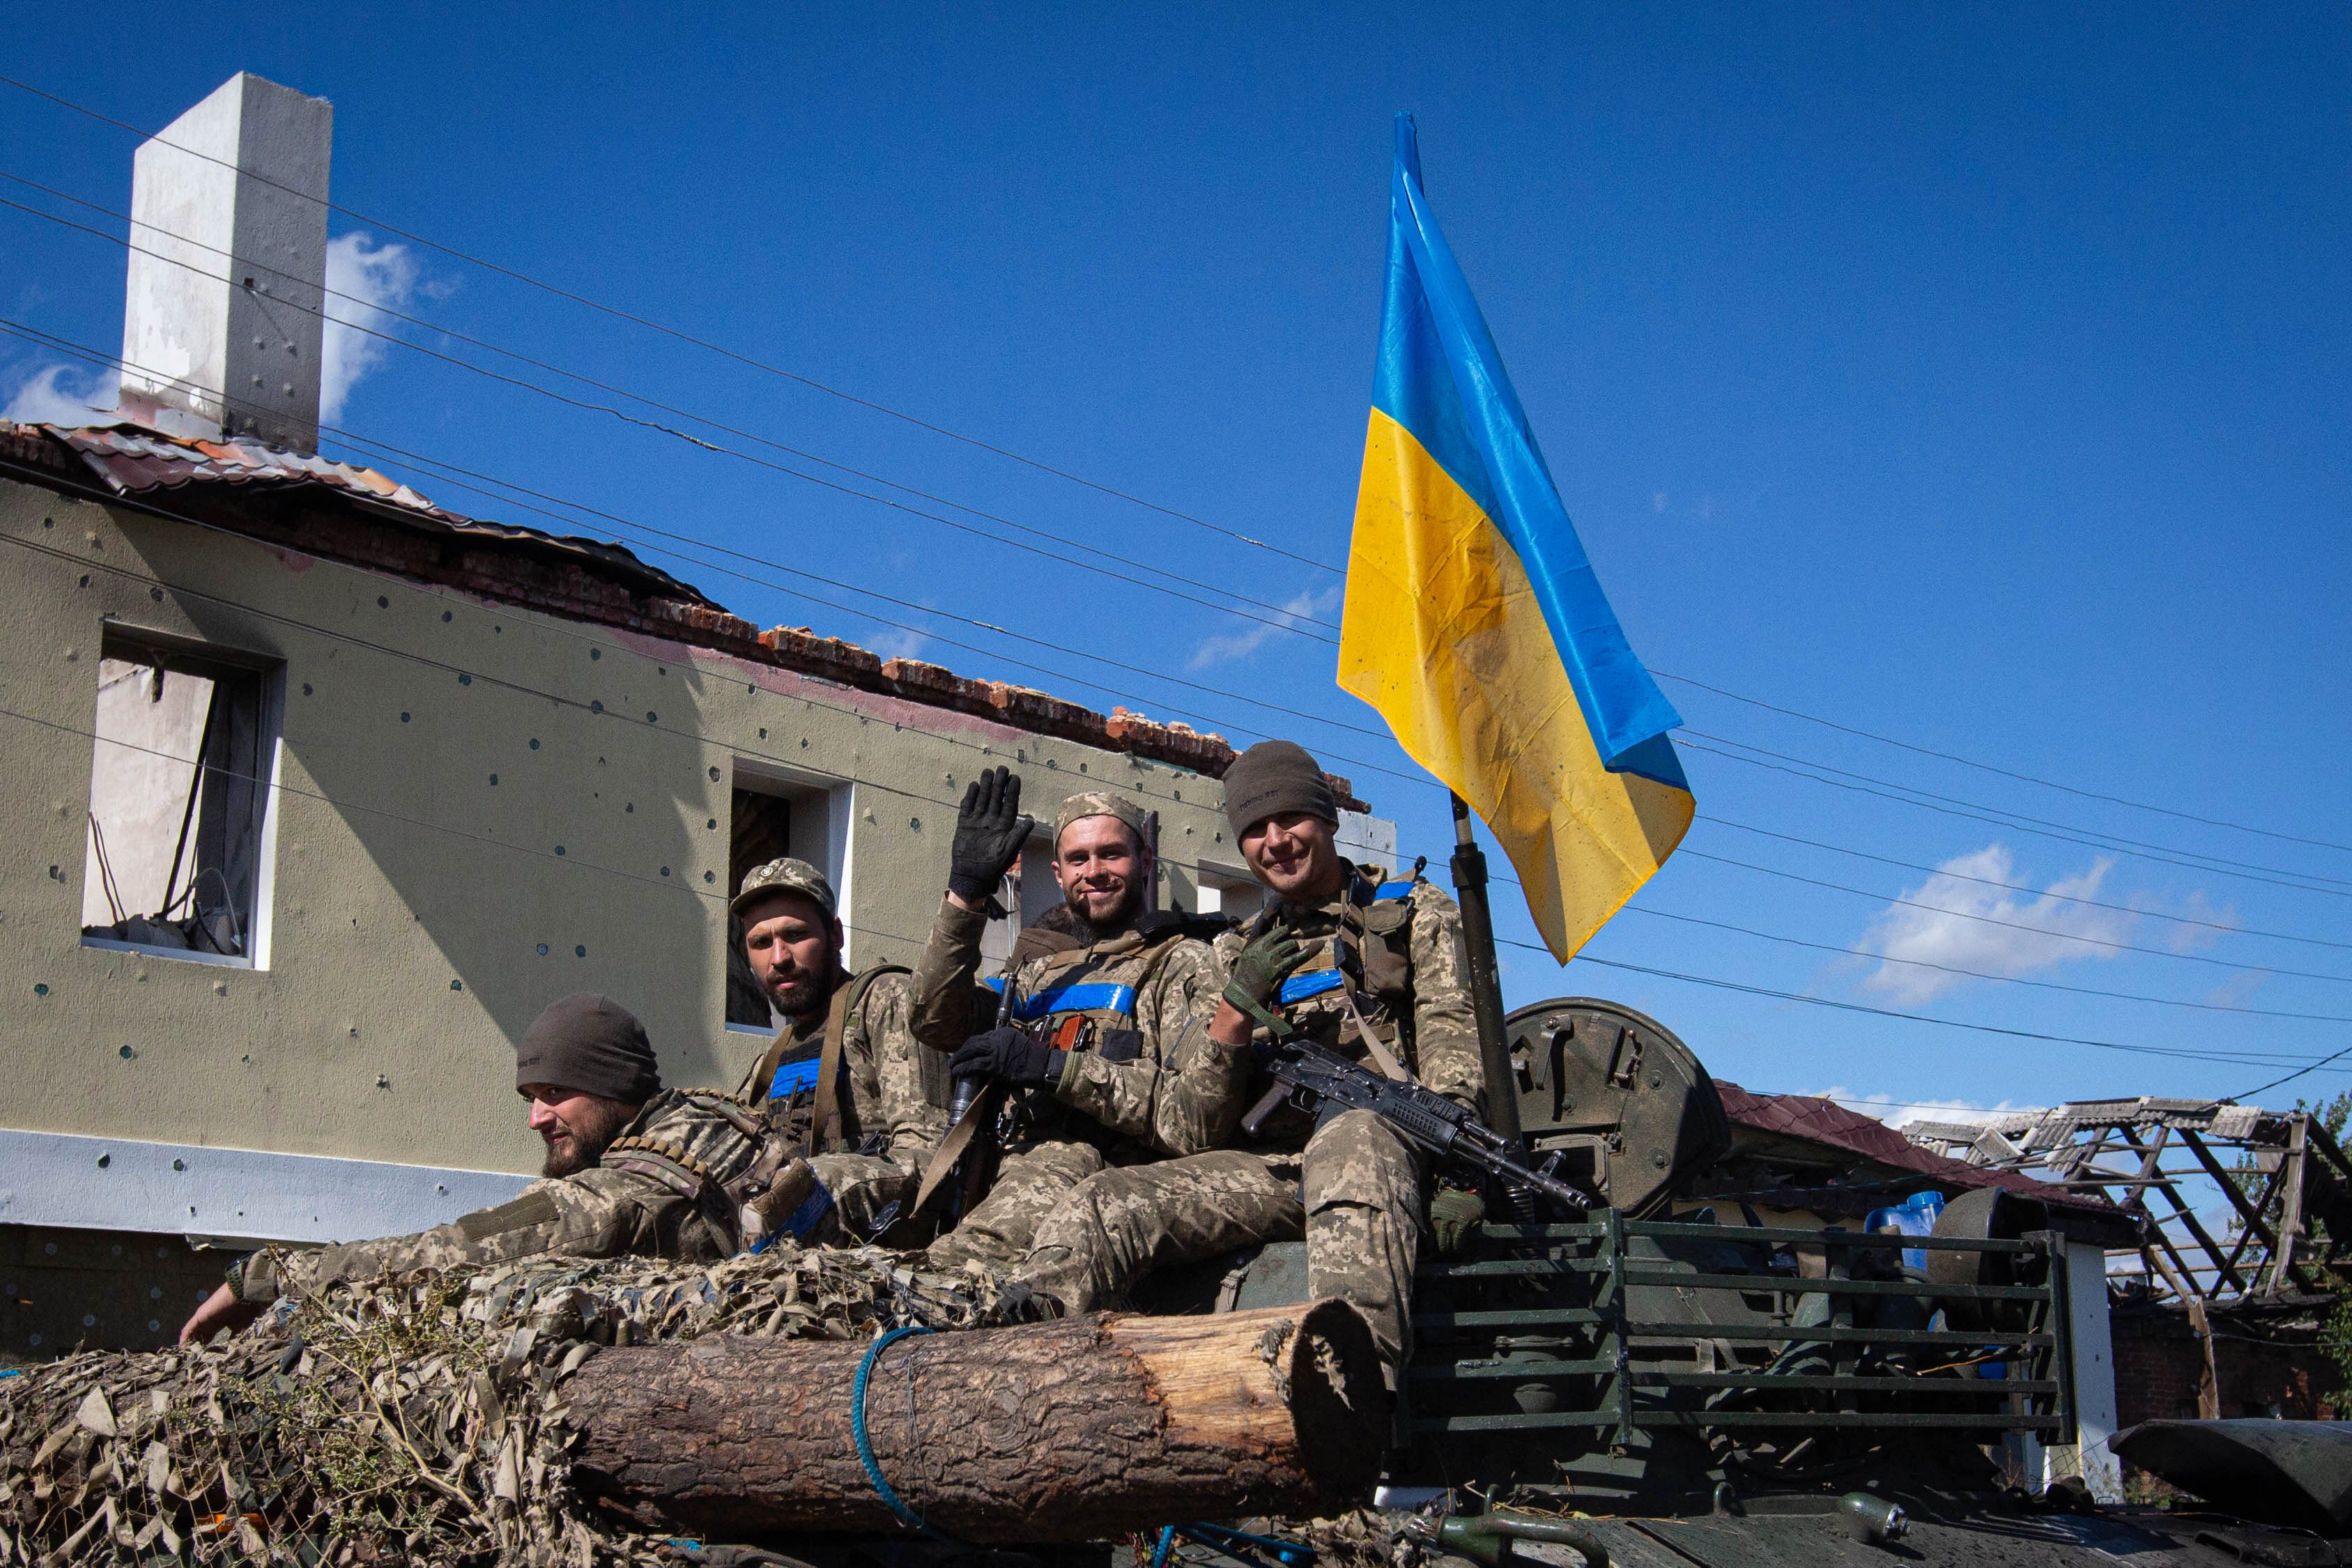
118, 73, 332, 454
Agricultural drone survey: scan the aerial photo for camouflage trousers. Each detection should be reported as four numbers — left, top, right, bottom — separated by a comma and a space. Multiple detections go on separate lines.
1010, 1109, 1427, 1374
808, 1152, 920, 1243
921, 1140, 1107, 1273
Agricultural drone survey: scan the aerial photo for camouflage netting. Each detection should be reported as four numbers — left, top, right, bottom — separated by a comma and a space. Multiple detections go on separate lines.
0, 1243, 1031, 1566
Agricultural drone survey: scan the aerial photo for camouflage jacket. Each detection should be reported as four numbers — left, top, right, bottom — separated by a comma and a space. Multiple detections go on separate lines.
1215, 861, 1484, 1146
234, 1089, 769, 1303
909, 895, 1246, 1160
731, 967, 945, 1175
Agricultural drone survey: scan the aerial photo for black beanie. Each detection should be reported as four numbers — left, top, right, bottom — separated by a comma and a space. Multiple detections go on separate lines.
514, 993, 661, 1103
1222, 739, 1340, 837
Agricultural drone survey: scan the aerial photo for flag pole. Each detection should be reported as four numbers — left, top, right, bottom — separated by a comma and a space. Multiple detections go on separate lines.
1448, 792, 1522, 1142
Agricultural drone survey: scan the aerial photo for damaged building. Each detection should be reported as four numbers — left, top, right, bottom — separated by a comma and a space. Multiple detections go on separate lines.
0, 75, 1396, 1354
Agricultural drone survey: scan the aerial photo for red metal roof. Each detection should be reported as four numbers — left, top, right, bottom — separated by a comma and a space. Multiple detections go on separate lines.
1714, 1079, 2126, 1222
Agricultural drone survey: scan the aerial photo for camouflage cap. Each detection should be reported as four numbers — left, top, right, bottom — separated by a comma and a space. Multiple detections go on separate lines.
731, 856, 838, 921
1053, 789, 1151, 846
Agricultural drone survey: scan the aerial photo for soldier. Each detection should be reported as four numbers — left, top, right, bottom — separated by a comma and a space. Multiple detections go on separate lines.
912, 767, 1245, 1274
178, 993, 804, 1344
1009, 739, 1481, 1381
729, 856, 944, 1239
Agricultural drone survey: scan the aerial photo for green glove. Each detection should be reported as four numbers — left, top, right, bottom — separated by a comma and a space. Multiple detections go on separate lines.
1429, 1186, 1486, 1254
1222, 922, 1309, 1036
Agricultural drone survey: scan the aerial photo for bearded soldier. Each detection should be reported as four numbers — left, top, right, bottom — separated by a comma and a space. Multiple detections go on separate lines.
911, 767, 1245, 1274
729, 856, 944, 1239
179, 993, 815, 1344
1008, 740, 1479, 1381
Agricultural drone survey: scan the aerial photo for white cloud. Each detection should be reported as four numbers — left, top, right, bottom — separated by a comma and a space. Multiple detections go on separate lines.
322, 232, 421, 422
3, 361, 118, 424
1851, 843, 2138, 1005
1190, 586, 1339, 670
1816, 1086, 2040, 1131
865, 625, 930, 662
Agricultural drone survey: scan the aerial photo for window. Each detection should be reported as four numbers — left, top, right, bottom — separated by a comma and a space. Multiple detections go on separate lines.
1196, 868, 1265, 923
81, 627, 280, 967
723, 764, 847, 1031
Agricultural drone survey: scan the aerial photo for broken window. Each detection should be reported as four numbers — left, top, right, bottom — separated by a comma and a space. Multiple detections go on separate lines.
81, 629, 279, 965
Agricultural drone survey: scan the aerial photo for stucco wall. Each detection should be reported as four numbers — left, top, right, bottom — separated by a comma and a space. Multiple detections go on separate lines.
0, 475, 1254, 1192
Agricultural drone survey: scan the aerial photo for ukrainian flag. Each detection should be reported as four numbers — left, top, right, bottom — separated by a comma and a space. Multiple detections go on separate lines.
1339, 114, 1694, 962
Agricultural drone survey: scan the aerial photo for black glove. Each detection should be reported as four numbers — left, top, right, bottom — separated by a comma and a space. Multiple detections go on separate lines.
1222, 921, 1309, 1036
950, 1026, 1061, 1088
948, 766, 1033, 905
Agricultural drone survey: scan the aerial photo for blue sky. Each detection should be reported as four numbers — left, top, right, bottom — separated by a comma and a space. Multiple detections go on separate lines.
6, 3, 2350, 1124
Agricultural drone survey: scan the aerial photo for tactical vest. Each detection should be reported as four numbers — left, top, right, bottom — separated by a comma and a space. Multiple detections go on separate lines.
594, 1089, 774, 1261
984, 912, 1220, 1151
740, 963, 912, 1157
1255, 866, 1424, 1053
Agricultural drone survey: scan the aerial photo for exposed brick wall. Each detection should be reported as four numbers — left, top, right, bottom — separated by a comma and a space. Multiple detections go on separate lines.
2112, 1305, 2339, 1427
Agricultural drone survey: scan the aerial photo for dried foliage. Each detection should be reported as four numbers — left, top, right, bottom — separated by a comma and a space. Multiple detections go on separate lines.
0, 1243, 1027, 1565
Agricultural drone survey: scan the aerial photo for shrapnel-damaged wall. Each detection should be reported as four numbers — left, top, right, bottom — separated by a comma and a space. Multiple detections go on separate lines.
0, 466, 1307, 1210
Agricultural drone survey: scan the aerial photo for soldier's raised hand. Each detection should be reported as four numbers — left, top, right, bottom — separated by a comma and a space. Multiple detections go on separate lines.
1221, 921, 1311, 1036
948, 766, 1033, 906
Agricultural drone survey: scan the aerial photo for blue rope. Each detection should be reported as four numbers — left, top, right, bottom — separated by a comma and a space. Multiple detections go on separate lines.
1151, 1525, 1176, 1568
852, 1325, 952, 1541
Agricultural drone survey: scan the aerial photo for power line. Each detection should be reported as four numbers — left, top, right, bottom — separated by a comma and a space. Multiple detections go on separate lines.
1658, 668, 2352, 857
1674, 847, 2352, 987
1700, 815, 2352, 955
1619, 903, 2352, 1024
18, 71, 2348, 887
31, 367, 2352, 1016
0, 185, 1340, 645
0, 319, 1416, 794
8, 479, 2330, 1084
0, 72, 1342, 578
1681, 735, 2352, 900
1551, 950, 2335, 1071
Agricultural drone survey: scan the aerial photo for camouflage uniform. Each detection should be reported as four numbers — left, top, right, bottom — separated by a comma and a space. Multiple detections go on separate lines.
1013, 863, 1478, 1374
734, 967, 946, 1238
910, 893, 1243, 1273
233, 1089, 774, 1303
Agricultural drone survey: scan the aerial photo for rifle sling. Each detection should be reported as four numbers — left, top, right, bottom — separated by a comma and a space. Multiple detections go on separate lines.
912, 1081, 1004, 1215
1333, 933, 1413, 1083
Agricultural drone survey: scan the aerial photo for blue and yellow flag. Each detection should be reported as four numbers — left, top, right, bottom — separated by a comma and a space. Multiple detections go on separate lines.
1339, 115, 1694, 962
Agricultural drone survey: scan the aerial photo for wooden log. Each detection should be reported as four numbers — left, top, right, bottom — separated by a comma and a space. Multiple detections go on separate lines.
562, 1300, 1383, 1544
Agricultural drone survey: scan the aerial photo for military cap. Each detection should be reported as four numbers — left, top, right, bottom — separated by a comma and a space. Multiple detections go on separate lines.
1054, 790, 1151, 845
731, 856, 838, 921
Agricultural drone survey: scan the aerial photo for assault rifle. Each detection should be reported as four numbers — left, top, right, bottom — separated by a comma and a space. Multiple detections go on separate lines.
1242, 1036, 1594, 1215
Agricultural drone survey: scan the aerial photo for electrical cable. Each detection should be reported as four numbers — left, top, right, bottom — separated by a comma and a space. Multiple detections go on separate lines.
1673, 847, 2352, 987
0, 72, 1342, 575
0, 318, 1417, 787
0, 169, 1340, 638
0, 189, 1337, 644
14, 201, 2352, 899
1657, 668, 2352, 857
1616, 904, 2352, 1025
12, 72, 2342, 881
8, 483, 2337, 1078
1700, 815, 2352, 955
24, 437, 2352, 1020
1680, 735, 2352, 900
15, 698, 2331, 1078
1544, 949, 2331, 1070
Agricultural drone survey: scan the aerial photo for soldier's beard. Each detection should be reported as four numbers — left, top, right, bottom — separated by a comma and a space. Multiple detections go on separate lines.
1063, 883, 1142, 945
540, 1098, 638, 1178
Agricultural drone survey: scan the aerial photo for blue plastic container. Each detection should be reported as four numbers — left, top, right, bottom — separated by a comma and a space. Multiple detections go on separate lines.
1863, 1189, 1947, 1272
